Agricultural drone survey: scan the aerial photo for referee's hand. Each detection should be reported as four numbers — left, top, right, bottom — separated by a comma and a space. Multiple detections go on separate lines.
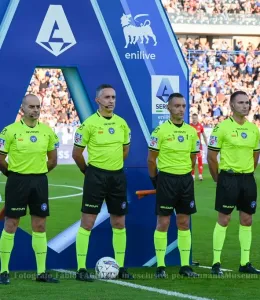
150, 175, 158, 189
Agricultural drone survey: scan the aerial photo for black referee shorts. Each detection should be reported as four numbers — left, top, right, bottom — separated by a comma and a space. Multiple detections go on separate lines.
156, 171, 197, 216
82, 165, 128, 216
215, 170, 257, 215
5, 172, 49, 218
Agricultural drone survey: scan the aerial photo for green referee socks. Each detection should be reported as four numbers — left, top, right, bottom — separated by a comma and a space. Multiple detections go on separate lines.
32, 231, 47, 275
76, 227, 91, 270
112, 228, 126, 268
213, 222, 227, 265
239, 225, 252, 266
154, 230, 167, 267
178, 229, 191, 267
0, 230, 15, 273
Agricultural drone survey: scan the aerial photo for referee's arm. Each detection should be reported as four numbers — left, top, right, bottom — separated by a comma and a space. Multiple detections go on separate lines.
123, 144, 130, 160
254, 151, 260, 170
72, 146, 87, 174
207, 149, 219, 182
147, 149, 159, 178
47, 149, 57, 172
0, 153, 8, 177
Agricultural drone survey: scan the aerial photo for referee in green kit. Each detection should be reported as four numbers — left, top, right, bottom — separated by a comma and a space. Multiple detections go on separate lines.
72, 84, 133, 281
0, 94, 59, 284
148, 93, 200, 278
207, 90, 260, 276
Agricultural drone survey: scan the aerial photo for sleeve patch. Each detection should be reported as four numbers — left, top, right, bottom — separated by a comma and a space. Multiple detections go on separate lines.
74, 133, 83, 144
149, 136, 158, 148
209, 136, 218, 147
0, 138, 5, 150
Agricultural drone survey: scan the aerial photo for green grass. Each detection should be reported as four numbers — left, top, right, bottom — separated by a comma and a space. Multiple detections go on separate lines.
1, 165, 260, 299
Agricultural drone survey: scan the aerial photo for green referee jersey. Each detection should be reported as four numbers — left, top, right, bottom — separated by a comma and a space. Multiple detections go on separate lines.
74, 111, 131, 171
208, 117, 260, 173
149, 120, 200, 175
0, 120, 59, 174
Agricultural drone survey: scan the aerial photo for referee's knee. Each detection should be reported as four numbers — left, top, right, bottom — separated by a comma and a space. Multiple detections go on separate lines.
4, 217, 19, 233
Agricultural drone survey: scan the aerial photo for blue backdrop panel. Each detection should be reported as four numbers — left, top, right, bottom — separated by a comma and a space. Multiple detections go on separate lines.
0, 0, 188, 270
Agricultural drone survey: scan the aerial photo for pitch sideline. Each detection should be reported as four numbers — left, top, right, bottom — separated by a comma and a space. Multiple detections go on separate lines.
53, 269, 214, 300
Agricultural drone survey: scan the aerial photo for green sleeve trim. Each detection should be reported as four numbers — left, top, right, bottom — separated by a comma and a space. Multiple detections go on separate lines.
191, 151, 200, 154
148, 147, 159, 152
0, 150, 7, 155
123, 142, 130, 146
74, 143, 85, 149
208, 146, 220, 152
253, 149, 260, 152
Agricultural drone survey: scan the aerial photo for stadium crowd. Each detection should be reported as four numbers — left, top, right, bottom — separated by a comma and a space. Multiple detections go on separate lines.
162, 0, 260, 15
16, 69, 80, 135
182, 37, 260, 127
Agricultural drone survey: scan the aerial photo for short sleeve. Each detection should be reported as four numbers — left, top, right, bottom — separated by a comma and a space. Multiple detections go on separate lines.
0, 127, 12, 154
208, 125, 223, 151
253, 127, 260, 152
123, 122, 131, 146
148, 126, 161, 151
191, 129, 200, 154
74, 122, 90, 148
48, 129, 59, 151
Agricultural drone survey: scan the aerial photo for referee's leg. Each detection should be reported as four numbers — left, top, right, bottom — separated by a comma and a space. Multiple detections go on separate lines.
0, 173, 28, 284
29, 174, 59, 283
211, 171, 238, 276
237, 174, 260, 274
106, 170, 133, 279
75, 166, 105, 282
176, 173, 198, 277
154, 172, 177, 279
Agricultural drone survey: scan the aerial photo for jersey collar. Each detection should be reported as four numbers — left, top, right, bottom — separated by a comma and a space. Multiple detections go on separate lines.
229, 117, 247, 126
168, 119, 185, 127
20, 119, 39, 128
96, 110, 114, 119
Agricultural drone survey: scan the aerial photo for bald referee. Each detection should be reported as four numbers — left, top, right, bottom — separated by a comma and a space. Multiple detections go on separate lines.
207, 91, 260, 276
0, 94, 59, 284
72, 84, 133, 281
148, 93, 200, 278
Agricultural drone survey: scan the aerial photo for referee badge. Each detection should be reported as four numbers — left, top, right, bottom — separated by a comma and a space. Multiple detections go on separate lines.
178, 136, 184, 142
41, 203, 48, 211
108, 128, 115, 134
241, 132, 247, 139
251, 201, 256, 209
30, 136, 37, 143
121, 202, 126, 209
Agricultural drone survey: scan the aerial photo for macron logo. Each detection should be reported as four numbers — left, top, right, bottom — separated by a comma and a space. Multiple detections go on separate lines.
36, 5, 76, 57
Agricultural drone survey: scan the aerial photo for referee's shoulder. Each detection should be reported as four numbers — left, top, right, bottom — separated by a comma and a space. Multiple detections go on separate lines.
186, 122, 197, 133
113, 113, 129, 126
38, 122, 54, 132
247, 121, 260, 133
3, 121, 22, 132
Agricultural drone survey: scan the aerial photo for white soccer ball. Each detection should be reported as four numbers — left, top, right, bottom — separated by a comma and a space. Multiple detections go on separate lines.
95, 257, 120, 279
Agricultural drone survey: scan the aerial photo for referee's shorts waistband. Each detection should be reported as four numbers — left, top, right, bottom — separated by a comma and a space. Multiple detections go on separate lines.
159, 171, 191, 177
220, 170, 254, 176
88, 164, 123, 174
8, 171, 47, 176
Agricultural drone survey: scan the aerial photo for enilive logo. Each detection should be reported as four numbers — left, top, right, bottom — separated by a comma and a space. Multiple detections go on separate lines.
121, 13, 157, 60
36, 5, 77, 57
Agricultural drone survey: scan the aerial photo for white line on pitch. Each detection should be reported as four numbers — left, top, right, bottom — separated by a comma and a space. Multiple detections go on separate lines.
53, 269, 214, 300
198, 265, 233, 272
0, 182, 83, 200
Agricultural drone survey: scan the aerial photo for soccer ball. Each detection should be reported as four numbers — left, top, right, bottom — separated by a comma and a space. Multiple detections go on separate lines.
95, 257, 120, 279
